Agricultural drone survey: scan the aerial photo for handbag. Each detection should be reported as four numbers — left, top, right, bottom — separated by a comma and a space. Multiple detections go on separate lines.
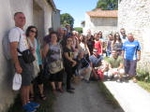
48, 59, 63, 74
17, 37, 35, 63
18, 49, 35, 63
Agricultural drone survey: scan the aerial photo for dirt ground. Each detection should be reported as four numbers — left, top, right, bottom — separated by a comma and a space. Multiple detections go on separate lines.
53, 81, 124, 112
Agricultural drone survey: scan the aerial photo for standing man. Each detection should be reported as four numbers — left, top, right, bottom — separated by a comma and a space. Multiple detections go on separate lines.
120, 28, 127, 43
9, 12, 39, 112
122, 33, 141, 82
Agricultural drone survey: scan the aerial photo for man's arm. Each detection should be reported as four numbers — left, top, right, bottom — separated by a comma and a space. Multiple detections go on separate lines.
137, 50, 141, 61
10, 42, 22, 73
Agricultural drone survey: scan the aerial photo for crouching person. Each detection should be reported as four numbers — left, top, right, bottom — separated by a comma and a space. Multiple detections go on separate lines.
89, 49, 103, 80
76, 51, 92, 83
107, 50, 124, 82
97, 60, 109, 80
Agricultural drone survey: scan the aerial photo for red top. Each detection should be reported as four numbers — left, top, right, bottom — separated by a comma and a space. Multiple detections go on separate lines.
94, 40, 102, 55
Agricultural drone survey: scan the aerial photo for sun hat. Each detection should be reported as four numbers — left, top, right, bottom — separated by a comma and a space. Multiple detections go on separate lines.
12, 73, 22, 91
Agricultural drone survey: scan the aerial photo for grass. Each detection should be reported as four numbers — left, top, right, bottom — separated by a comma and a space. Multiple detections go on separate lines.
8, 80, 56, 112
137, 81, 150, 93
97, 81, 121, 109
136, 69, 150, 93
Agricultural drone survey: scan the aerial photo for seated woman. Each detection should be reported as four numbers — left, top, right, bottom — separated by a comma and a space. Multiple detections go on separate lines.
75, 50, 92, 83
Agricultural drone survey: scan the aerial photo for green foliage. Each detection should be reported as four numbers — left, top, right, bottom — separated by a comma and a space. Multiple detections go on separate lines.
96, 0, 118, 10
136, 69, 150, 82
138, 81, 150, 93
60, 13, 74, 28
73, 27, 83, 34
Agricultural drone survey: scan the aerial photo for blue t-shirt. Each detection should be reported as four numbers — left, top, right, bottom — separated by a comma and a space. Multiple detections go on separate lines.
122, 40, 141, 60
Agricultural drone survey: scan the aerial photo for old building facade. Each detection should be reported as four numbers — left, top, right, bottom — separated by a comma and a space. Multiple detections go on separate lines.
0, 0, 60, 111
83, 8, 118, 37
118, 0, 150, 72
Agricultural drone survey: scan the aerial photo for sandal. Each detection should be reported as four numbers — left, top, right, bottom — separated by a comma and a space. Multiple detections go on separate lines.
29, 95, 35, 101
132, 77, 137, 83
40, 94, 46, 100
57, 88, 64, 93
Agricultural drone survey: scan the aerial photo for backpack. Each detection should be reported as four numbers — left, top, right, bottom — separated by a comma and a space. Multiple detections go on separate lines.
2, 31, 12, 60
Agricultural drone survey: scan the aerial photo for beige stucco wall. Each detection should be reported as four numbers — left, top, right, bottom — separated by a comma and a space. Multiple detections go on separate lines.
0, 0, 59, 111
52, 9, 61, 31
118, 0, 150, 72
83, 13, 117, 38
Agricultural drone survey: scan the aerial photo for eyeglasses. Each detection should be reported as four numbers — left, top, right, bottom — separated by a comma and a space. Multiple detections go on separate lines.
30, 30, 36, 33
67, 40, 72, 42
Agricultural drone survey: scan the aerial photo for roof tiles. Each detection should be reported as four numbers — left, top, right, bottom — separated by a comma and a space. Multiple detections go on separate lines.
87, 8, 118, 18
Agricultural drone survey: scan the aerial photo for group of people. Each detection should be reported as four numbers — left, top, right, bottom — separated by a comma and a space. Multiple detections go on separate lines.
8, 12, 141, 112
96, 29, 141, 83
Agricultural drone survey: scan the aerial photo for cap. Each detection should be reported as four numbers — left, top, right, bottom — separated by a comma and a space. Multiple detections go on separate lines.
12, 73, 22, 91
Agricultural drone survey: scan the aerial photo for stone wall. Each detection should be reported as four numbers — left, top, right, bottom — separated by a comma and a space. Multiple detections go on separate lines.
118, 0, 150, 71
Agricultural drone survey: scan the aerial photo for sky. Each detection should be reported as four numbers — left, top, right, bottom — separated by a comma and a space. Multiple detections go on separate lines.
53, 0, 98, 27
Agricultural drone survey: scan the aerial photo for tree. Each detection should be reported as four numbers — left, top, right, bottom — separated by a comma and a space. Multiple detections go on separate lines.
96, 0, 118, 10
60, 13, 74, 28
74, 27, 83, 34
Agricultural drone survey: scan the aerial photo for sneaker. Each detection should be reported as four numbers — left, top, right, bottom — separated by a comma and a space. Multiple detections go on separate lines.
116, 78, 122, 83
70, 87, 75, 90
108, 75, 114, 80
85, 79, 90, 83
66, 89, 74, 94
28, 101, 40, 109
23, 103, 36, 112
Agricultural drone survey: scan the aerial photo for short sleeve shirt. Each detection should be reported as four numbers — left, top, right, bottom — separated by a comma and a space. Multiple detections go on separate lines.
108, 56, 123, 68
9, 27, 29, 55
122, 40, 141, 60
63, 47, 74, 66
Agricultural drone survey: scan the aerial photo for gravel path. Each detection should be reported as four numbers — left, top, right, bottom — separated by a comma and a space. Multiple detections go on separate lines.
53, 81, 124, 112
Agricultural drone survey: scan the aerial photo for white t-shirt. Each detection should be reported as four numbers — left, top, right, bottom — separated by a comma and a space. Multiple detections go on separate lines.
9, 27, 29, 55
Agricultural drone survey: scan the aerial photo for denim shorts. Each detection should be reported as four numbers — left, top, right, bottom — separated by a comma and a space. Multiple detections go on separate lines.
18, 57, 34, 86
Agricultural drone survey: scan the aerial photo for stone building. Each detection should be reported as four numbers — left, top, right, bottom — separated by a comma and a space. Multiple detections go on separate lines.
83, 8, 118, 37
118, 0, 150, 72
0, 0, 60, 111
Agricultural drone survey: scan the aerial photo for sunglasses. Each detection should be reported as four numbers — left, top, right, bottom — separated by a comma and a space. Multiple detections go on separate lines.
30, 30, 36, 33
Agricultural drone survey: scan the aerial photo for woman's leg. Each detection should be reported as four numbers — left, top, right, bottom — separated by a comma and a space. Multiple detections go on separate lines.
84, 67, 92, 81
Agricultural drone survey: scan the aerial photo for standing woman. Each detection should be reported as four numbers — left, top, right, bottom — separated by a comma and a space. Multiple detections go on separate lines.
43, 31, 64, 94
26, 26, 46, 100
63, 36, 77, 93
79, 34, 90, 61
111, 32, 123, 55
93, 33, 103, 56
